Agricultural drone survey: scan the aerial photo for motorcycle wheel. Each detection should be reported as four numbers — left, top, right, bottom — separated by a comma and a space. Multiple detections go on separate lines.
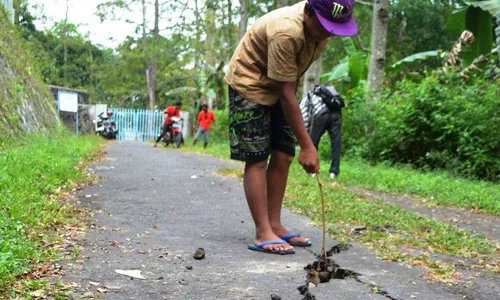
174, 133, 182, 148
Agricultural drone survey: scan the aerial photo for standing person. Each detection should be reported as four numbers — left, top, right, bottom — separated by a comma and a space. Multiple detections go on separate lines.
225, 0, 357, 254
154, 101, 182, 147
300, 85, 345, 180
193, 104, 216, 149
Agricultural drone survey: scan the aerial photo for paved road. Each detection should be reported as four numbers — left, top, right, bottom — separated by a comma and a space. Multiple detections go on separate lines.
65, 142, 479, 300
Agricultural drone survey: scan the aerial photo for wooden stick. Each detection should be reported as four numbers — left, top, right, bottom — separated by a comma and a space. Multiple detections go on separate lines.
315, 173, 328, 261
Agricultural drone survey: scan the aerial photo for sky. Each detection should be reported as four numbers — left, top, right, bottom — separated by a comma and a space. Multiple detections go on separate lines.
31, 0, 148, 48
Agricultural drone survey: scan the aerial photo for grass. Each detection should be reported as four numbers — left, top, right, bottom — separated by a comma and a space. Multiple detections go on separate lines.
187, 139, 500, 215
0, 132, 102, 295
336, 159, 500, 215
182, 140, 499, 276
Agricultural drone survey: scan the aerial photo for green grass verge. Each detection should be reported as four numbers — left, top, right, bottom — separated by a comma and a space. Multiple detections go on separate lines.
182, 140, 499, 275
0, 132, 102, 292
185, 139, 499, 215
337, 159, 500, 215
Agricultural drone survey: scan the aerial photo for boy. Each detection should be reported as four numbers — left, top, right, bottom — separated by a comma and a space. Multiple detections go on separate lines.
154, 101, 182, 147
225, 0, 357, 254
300, 85, 345, 179
193, 104, 216, 149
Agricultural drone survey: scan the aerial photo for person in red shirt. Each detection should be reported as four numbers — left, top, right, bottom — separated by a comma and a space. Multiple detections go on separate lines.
193, 104, 216, 149
154, 101, 182, 147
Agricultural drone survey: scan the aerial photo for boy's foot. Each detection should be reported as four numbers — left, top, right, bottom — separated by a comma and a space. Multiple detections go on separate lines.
253, 232, 294, 252
272, 226, 311, 246
330, 173, 335, 179
248, 240, 295, 254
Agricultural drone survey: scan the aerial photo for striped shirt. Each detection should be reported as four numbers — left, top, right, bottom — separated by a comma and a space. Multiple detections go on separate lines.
300, 89, 329, 133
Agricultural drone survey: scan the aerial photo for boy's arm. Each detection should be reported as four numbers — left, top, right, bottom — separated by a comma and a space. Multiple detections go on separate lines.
278, 81, 319, 174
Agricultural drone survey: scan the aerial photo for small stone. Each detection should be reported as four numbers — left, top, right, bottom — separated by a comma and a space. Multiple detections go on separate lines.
193, 248, 205, 260
270, 294, 282, 300
186, 266, 193, 270
308, 282, 317, 289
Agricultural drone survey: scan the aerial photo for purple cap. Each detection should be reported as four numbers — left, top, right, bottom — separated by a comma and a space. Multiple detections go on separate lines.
309, 0, 358, 36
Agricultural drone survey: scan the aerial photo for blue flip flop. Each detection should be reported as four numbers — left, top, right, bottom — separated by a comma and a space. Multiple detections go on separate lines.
281, 233, 312, 247
248, 240, 295, 255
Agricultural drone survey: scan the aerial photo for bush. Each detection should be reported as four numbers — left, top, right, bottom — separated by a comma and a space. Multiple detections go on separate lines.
341, 73, 500, 182
211, 109, 229, 142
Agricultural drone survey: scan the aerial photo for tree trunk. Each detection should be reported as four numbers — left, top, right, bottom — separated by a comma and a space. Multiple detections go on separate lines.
367, 0, 389, 93
147, 0, 159, 110
277, 0, 288, 8
227, 0, 233, 50
238, 0, 247, 41
141, 0, 149, 108
63, 0, 69, 86
496, 12, 500, 63
194, 0, 202, 69
302, 55, 322, 98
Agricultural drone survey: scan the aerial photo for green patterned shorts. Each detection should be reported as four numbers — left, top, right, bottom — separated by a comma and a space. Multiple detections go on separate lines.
228, 86, 296, 162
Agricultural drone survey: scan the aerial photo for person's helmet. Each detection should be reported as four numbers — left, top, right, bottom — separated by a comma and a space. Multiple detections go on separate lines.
106, 110, 113, 117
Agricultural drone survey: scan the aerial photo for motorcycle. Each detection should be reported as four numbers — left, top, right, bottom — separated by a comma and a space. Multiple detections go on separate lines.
162, 116, 184, 148
94, 111, 118, 140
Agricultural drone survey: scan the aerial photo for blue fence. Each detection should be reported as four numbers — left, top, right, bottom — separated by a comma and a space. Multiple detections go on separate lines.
110, 108, 164, 142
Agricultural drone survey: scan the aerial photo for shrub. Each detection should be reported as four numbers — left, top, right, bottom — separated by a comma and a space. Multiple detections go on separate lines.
341, 73, 500, 181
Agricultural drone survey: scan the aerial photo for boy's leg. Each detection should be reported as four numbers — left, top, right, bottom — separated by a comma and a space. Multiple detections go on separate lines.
328, 112, 342, 175
154, 124, 168, 146
267, 101, 310, 244
193, 127, 202, 145
310, 113, 329, 149
203, 130, 210, 149
244, 160, 291, 251
229, 87, 293, 252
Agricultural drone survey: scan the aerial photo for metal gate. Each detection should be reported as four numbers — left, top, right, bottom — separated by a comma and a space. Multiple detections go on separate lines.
110, 108, 164, 142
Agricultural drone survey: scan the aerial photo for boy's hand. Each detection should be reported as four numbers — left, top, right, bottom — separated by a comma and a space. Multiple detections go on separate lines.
299, 146, 320, 174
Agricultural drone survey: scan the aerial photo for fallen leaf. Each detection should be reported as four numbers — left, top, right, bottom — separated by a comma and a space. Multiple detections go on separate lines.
109, 240, 123, 248
105, 285, 121, 290
137, 250, 149, 254
61, 282, 79, 290
114, 269, 146, 279
97, 288, 108, 293
89, 281, 100, 286
153, 224, 159, 229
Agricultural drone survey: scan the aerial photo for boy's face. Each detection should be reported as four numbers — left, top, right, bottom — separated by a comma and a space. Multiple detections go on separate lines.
305, 11, 334, 42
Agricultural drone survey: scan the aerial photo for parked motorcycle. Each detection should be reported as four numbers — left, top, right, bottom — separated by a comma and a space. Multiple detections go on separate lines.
94, 110, 118, 140
162, 116, 183, 148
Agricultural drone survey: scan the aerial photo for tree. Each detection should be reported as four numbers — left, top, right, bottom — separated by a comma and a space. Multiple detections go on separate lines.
238, 0, 247, 41
367, 0, 389, 92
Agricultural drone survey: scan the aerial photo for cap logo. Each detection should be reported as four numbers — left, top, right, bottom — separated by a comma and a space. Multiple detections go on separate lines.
331, 2, 344, 18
